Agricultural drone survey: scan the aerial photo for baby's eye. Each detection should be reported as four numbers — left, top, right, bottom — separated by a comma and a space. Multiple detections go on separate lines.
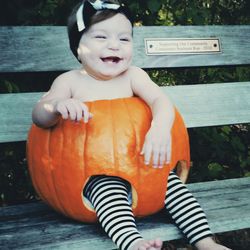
95, 35, 107, 39
120, 38, 130, 42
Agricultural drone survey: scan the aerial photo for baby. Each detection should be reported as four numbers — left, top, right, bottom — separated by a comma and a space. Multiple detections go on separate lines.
32, 1, 232, 250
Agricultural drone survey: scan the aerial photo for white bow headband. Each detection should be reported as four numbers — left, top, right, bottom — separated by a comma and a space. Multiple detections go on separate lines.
76, 0, 120, 32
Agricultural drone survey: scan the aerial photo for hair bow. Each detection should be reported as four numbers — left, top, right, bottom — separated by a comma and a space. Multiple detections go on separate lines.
76, 0, 120, 32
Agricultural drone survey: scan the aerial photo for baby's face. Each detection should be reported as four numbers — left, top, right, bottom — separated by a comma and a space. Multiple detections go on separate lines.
78, 13, 133, 80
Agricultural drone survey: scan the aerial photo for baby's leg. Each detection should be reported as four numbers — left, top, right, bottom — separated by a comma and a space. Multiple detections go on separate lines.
84, 176, 162, 250
165, 172, 231, 250
165, 172, 213, 244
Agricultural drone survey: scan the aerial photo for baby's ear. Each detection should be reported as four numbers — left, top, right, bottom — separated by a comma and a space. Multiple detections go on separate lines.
77, 47, 80, 57
77, 47, 82, 62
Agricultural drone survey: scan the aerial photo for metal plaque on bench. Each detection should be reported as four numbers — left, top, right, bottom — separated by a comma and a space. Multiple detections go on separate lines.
145, 38, 221, 55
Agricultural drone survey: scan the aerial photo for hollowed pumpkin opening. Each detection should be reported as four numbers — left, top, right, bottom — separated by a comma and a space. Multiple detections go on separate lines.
81, 177, 95, 213
175, 160, 190, 183
81, 175, 139, 213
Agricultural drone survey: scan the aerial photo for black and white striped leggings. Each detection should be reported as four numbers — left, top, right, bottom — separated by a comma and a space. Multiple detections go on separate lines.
84, 172, 213, 250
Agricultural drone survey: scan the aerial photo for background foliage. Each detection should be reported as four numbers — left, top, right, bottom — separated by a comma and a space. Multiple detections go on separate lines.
0, 0, 250, 208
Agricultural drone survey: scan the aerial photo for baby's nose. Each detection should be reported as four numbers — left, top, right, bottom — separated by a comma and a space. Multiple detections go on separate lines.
108, 39, 120, 50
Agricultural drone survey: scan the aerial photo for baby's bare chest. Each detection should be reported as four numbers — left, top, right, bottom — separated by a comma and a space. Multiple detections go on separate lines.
71, 78, 134, 101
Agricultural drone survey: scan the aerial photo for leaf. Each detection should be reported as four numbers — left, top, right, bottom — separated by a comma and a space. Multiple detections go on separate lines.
244, 172, 250, 177
147, 0, 162, 13
2, 80, 19, 93
221, 126, 232, 135
208, 162, 223, 178
231, 136, 245, 152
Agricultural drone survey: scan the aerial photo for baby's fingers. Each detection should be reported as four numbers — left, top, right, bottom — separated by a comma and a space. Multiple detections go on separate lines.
159, 146, 166, 167
166, 136, 172, 164
153, 147, 160, 167
153, 145, 169, 168
141, 143, 152, 165
80, 103, 93, 123
57, 103, 69, 119
74, 102, 85, 121
68, 101, 84, 121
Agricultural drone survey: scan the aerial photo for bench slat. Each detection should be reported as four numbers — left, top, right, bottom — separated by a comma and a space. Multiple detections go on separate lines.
164, 81, 250, 128
0, 82, 249, 143
1, 25, 250, 72
1, 177, 249, 249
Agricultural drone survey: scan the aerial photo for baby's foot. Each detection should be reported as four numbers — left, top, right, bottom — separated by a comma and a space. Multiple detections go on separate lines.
128, 238, 163, 250
195, 237, 232, 250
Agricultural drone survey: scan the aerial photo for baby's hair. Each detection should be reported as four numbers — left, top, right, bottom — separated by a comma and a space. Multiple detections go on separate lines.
67, 0, 133, 62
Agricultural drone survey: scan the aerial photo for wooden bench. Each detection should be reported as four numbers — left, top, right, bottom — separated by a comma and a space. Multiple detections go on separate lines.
1, 25, 250, 249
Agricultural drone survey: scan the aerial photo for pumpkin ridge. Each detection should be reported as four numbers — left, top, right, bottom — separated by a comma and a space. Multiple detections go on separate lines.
123, 98, 139, 211
83, 102, 91, 181
55, 120, 74, 216
36, 127, 62, 213
52, 124, 70, 216
110, 100, 118, 176
81, 102, 94, 213
138, 99, 152, 215
27, 128, 45, 202
128, 99, 151, 214
35, 129, 53, 205
38, 128, 60, 206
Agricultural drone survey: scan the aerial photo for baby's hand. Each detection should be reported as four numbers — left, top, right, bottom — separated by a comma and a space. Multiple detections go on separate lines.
55, 98, 93, 123
141, 126, 171, 168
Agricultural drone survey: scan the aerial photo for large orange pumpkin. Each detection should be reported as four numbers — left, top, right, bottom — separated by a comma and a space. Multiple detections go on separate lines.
27, 97, 190, 222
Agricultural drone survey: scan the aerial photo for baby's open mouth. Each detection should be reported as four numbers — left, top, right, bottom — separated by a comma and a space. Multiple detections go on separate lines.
101, 56, 122, 63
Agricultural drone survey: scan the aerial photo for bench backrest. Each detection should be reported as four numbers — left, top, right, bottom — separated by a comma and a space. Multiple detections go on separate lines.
1, 25, 250, 143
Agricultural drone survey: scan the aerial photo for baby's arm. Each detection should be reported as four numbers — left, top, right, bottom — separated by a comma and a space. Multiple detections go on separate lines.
130, 66, 175, 167
32, 73, 91, 128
